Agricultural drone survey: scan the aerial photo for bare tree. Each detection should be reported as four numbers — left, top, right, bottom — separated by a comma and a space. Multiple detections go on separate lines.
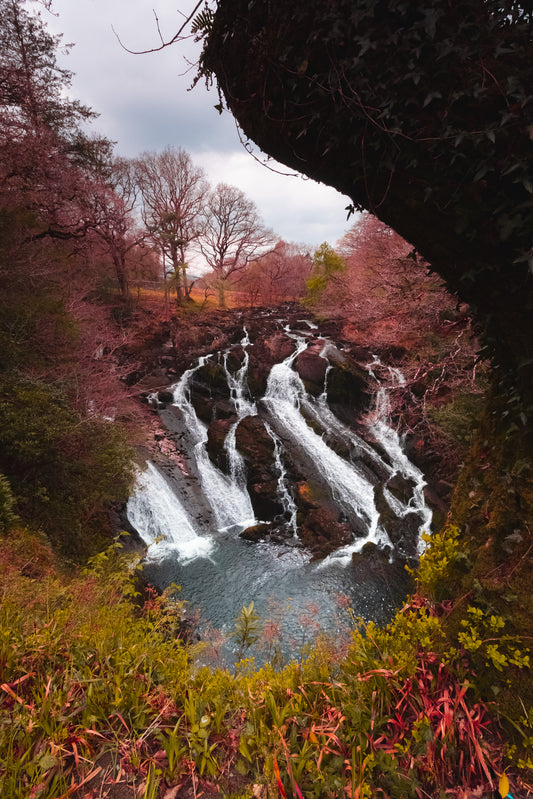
134, 146, 208, 304
79, 157, 147, 299
334, 213, 454, 342
198, 183, 275, 307
239, 240, 312, 304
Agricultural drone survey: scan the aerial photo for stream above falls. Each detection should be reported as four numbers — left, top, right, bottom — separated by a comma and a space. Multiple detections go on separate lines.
126, 314, 432, 656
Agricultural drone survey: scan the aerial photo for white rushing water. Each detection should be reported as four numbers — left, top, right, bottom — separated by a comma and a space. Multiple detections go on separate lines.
265, 422, 299, 537
222, 327, 258, 500
131, 330, 431, 563
367, 357, 433, 554
262, 335, 382, 544
127, 462, 214, 562
171, 350, 256, 533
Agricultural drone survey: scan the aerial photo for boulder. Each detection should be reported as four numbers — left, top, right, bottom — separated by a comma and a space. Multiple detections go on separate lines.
294, 349, 328, 395
374, 484, 421, 553
350, 541, 414, 598
299, 507, 352, 558
265, 332, 296, 363
386, 473, 418, 505
327, 362, 370, 410
235, 416, 282, 518
189, 360, 231, 422
235, 416, 276, 483
206, 418, 235, 473
224, 345, 245, 374
240, 523, 272, 542
250, 482, 285, 518
157, 390, 174, 405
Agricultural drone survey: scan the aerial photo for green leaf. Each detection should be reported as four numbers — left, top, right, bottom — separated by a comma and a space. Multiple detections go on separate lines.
38, 752, 58, 771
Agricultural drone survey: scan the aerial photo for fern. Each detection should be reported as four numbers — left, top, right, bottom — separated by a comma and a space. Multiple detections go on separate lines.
191, 6, 214, 40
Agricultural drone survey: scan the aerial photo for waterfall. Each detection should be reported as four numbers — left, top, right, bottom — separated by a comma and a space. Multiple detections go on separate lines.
265, 422, 299, 537
132, 328, 431, 565
366, 357, 432, 552
126, 322, 433, 652
171, 354, 256, 533
222, 326, 258, 495
222, 327, 256, 419
262, 336, 382, 541
127, 462, 214, 562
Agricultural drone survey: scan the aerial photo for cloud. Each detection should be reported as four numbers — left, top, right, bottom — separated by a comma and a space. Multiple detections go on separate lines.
46, 0, 353, 247
195, 150, 351, 247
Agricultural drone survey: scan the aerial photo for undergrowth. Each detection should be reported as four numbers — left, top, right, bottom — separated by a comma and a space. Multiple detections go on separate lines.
1, 525, 532, 798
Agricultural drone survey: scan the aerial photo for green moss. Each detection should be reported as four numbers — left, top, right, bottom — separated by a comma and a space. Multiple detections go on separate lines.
427, 390, 485, 451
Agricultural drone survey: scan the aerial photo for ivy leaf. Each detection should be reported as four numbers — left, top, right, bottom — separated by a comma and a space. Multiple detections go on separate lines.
424, 10, 439, 38
423, 91, 442, 107
345, 204, 356, 220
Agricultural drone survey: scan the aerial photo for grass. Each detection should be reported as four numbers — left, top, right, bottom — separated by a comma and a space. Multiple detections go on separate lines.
1, 525, 532, 799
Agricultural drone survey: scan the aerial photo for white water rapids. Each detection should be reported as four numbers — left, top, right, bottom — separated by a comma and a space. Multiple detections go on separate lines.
126, 323, 432, 647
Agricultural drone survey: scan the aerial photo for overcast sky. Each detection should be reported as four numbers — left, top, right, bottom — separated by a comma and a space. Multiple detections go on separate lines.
44, 0, 354, 250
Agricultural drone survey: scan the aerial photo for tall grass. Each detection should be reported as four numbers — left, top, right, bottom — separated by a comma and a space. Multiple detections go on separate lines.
1, 528, 531, 798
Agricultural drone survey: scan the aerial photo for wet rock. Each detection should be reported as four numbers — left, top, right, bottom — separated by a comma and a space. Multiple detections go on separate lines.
235, 417, 275, 480
250, 482, 284, 518
157, 390, 174, 405
235, 416, 281, 517
351, 541, 391, 571
206, 418, 235, 473
193, 361, 230, 395
294, 349, 328, 395
240, 522, 272, 542
386, 473, 418, 505
351, 542, 414, 596
355, 447, 391, 483
265, 332, 295, 363
225, 345, 245, 374
388, 511, 422, 553
327, 362, 369, 409
246, 333, 295, 397
293, 481, 321, 510
374, 484, 421, 553
189, 361, 231, 422
189, 392, 213, 424
212, 400, 236, 420
299, 507, 352, 558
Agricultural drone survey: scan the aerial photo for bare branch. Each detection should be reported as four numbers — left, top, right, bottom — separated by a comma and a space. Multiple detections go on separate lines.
112, 1, 204, 56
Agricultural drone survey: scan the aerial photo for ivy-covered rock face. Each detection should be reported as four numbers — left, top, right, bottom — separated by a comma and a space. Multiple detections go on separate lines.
201, 0, 533, 417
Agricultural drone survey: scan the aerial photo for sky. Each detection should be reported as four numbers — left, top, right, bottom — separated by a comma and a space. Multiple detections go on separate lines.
44, 0, 354, 250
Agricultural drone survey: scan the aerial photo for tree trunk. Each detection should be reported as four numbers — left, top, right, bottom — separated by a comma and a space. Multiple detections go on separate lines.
170, 243, 183, 305
112, 252, 129, 300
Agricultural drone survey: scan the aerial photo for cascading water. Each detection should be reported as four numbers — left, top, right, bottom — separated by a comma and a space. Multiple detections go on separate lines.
127, 462, 214, 562
366, 357, 433, 554
127, 319, 433, 658
265, 422, 299, 537
222, 327, 258, 500
262, 335, 382, 543
171, 353, 256, 533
